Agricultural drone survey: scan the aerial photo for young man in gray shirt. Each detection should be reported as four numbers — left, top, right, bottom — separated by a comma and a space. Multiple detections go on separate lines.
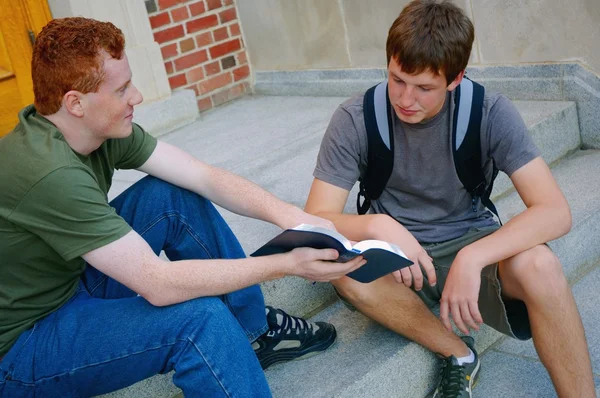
305, 1, 594, 396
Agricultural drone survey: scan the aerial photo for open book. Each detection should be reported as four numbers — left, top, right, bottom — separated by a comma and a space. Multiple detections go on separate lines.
250, 224, 413, 283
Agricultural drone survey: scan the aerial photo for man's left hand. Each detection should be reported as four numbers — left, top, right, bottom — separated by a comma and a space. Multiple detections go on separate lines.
440, 256, 484, 335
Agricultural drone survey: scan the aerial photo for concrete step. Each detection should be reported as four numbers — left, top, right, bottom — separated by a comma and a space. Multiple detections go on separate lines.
213, 99, 581, 318
101, 97, 586, 397
266, 149, 600, 397
491, 100, 579, 200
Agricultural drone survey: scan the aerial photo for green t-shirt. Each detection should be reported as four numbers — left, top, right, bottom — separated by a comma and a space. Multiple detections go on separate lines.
0, 105, 157, 356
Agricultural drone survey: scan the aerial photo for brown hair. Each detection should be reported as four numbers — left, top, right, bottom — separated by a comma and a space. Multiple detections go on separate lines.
32, 17, 125, 115
386, 0, 474, 84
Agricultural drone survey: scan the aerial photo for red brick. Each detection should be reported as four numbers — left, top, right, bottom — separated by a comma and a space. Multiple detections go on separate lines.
236, 51, 247, 65
198, 97, 213, 111
211, 89, 229, 106
164, 61, 174, 75
191, 84, 202, 96
171, 5, 190, 22
174, 49, 209, 71
154, 25, 185, 44
169, 73, 187, 89
186, 66, 205, 83
200, 72, 232, 94
209, 39, 240, 59
230, 82, 246, 97
149, 12, 171, 29
195, 32, 213, 47
159, 0, 188, 10
206, 0, 221, 10
233, 65, 250, 82
219, 7, 236, 24
229, 23, 241, 36
186, 15, 218, 34
204, 60, 221, 76
213, 27, 228, 42
180, 37, 196, 53
189, 0, 206, 16
160, 43, 179, 59
223, 0, 233, 5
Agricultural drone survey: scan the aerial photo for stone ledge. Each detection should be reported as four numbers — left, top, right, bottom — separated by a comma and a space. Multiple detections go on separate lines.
132, 89, 199, 138
254, 63, 600, 148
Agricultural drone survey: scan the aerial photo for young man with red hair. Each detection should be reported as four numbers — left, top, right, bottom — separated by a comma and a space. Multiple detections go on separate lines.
305, 0, 594, 396
0, 17, 365, 397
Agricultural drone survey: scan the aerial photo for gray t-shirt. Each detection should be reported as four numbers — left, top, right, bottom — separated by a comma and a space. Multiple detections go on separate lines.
314, 89, 540, 243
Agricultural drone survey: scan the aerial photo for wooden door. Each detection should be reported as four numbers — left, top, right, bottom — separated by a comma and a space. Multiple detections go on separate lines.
0, 0, 51, 137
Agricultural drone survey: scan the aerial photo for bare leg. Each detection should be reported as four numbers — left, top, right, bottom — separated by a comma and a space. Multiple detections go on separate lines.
333, 274, 469, 357
499, 245, 594, 397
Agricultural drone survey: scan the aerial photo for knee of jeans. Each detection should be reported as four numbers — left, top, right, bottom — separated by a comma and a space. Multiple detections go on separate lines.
142, 176, 215, 210
160, 296, 238, 333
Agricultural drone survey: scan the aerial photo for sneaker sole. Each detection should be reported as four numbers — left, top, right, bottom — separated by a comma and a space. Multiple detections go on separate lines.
261, 328, 337, 370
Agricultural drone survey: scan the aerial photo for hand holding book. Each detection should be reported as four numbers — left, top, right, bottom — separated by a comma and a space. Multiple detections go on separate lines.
251, 224, 413, 283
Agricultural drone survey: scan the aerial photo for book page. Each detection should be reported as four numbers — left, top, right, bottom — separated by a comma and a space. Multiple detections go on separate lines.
293, 224, 352, 251
351, 240, 408, 259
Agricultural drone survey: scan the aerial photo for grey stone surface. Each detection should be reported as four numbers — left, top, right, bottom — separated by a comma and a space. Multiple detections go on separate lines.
491, 101, 579, 199
111, 95, 584, 314
472, 78, 563, 101
254, 69, 386, 97
133, 90, 199, 138
471, 0, 600, 73
237, 0, 350, 70
255, 62, 600, 155
496, 265, 600, 375
564, 77, 600, 149
265, 301, 503, 398
104, 96, 600, 398
475, 351, 600, 397
96, 373, 179, 398
466, 64, 564, 79
497, 150, 600, 282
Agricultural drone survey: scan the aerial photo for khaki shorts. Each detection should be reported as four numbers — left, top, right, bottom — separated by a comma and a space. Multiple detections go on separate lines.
337, 225, 532, 340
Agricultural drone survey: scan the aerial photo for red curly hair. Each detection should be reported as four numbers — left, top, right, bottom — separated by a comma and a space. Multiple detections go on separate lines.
32, 17, 125, 115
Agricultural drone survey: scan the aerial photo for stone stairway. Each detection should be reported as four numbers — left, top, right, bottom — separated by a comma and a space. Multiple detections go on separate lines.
101, 88, 600, 397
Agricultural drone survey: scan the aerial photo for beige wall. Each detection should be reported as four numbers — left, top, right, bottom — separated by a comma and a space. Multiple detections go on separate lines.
238, 0, 600, 73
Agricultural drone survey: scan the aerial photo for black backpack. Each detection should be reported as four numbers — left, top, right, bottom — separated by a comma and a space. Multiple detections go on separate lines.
356, 77, 501, 222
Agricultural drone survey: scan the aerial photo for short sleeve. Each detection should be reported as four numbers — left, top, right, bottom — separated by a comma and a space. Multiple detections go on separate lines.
313, 100, 367, 191
486, 95, 541, 176
112, 123, 158, 170
9, 166, 131, 261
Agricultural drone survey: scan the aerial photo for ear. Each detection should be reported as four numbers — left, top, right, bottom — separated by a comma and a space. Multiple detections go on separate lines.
63, 90, 85, 117
447, 70, 466, 92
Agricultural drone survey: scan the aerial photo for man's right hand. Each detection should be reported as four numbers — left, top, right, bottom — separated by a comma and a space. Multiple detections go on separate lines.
373, 217, 437, 291
283, 247, 366, 282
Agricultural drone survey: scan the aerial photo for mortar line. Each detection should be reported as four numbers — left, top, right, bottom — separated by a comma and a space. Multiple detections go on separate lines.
337, 0, 353, 67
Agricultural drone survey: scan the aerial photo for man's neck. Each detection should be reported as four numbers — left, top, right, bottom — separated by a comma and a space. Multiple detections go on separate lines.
44, 112, 104, 155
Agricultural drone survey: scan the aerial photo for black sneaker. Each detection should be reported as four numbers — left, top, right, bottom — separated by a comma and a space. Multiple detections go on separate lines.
252, 306, 337, 370
432, 336, 481, 398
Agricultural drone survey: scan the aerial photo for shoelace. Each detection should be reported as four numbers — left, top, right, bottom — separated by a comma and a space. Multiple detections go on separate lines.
438, 358, 467, 398
272, 309, 313, 337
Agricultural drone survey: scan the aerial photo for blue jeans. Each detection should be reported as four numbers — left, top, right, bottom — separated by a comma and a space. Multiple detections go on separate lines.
0, 176, 271, 397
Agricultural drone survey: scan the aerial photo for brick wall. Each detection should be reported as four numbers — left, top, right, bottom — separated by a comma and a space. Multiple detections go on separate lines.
145, 0, 251, 112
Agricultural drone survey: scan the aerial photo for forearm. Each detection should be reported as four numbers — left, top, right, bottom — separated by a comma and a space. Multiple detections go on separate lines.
459, 203, 571, 269
195, 165, 302, 229
310, 211, 410, 242
144, 255, 290, 306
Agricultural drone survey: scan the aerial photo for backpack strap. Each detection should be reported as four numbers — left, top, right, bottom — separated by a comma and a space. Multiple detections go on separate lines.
453, 77, 502, 223
357, 81, 394, 215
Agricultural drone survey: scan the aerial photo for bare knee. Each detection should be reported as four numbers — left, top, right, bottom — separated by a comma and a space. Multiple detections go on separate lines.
333, 275, 392, 308
502, 245, 568, 301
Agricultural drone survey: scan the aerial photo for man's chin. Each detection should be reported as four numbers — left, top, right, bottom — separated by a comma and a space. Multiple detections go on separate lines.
395, 110, 424, 124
